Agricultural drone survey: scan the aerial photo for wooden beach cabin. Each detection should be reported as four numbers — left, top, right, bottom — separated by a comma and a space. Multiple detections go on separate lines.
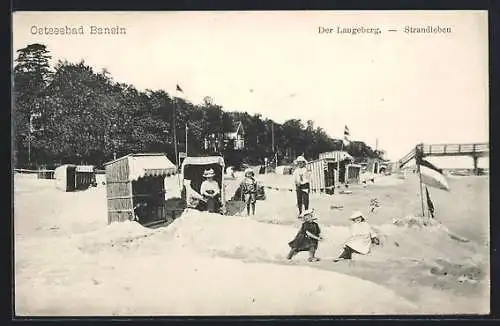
104, 153, 177, 226
54, 164, 77, 191
306, 158, 337, 194
317, 150, 359, 185
54, 164, 97, 191
75, 165, 97, 189
345, 164, 362, 184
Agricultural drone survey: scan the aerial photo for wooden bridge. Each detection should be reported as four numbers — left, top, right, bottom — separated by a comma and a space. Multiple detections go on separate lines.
397, 142, 489, 174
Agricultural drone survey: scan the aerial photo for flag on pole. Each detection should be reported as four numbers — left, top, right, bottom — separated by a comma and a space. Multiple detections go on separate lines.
176, 84, 184, 93
425, 186, 435, 218
343, 125, 351, 146
416, 147, 450, 191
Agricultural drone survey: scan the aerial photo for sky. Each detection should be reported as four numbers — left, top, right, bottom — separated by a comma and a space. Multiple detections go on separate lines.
12, 11, 489, 167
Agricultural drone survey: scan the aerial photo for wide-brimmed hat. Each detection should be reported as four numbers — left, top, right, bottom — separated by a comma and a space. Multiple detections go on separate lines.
301, 209, 316, 220
244, 168, 254, 176
348, 211, 365, 221
203, 169, 215, 178
295, 156, 307, 164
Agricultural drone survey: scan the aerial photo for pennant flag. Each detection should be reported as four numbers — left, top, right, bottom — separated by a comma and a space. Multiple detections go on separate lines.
416, 147, 450, 191
425, 187, 435, 218
176, 84, 184, 93
343, 125, 351, 145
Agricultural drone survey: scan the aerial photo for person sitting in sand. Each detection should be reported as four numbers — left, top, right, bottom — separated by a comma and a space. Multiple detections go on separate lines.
287, 209, 323, 262
333, 211, 380, 262
200, 168, 221, 213
240, 168, 258, 216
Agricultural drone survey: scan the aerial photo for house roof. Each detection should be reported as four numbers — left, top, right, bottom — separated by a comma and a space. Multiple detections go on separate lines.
228, 121, 243, 134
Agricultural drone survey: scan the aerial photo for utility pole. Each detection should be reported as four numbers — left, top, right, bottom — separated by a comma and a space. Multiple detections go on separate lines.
28, 112, 41, 165
185, 123, 188, 156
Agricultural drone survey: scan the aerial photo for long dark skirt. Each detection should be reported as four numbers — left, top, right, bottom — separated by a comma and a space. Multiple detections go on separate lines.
338, 245, 361, 259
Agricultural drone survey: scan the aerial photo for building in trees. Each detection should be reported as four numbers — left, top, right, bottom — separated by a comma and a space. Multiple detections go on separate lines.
205, 121, 246, 152
223, 121, 245, 150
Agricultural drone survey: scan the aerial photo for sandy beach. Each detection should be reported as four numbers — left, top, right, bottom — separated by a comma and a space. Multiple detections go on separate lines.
13, 171, 489, 316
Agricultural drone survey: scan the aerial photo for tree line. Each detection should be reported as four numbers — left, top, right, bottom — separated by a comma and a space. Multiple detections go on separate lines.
13, 43, 384, 169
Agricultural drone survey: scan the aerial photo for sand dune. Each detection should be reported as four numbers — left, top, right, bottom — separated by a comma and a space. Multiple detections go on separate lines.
14, 172, 489, 315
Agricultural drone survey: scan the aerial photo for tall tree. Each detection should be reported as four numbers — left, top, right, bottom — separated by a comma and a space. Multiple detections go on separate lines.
13, 43, 53, 167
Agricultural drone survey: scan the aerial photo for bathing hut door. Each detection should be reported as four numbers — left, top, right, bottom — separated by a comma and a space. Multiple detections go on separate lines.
67, 165, 77, 191
325, 162, 336, 193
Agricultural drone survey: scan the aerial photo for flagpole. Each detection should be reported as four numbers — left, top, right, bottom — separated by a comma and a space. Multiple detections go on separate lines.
173, 97, 181, 190
338, 141, 343, 184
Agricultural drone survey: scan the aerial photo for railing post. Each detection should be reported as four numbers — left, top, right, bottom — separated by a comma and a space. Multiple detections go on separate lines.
473, 143, 476, 153
458, 144, 461, 153
443, 144, 447, 154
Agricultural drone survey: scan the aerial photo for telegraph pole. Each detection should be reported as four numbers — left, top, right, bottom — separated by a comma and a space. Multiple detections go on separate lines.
185, 123, 188, 156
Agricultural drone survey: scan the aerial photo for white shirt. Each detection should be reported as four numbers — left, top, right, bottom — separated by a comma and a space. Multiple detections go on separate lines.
293, 167, 311, 185
200, 179, 220, 197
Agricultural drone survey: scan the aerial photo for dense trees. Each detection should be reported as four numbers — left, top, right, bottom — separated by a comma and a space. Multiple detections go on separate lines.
13, 44, 383, 169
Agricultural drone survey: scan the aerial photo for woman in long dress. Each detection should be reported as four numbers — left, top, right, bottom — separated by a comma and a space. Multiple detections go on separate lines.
200, 168, 221, 213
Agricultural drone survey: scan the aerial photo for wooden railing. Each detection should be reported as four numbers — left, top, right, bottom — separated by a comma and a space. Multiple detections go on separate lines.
421, 143, 489, 156
397, 142, 489, 168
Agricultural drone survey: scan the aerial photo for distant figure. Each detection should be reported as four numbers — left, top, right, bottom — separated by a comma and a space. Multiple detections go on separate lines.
200, 169, 221, 213
240, 168, 257, 216
226, 166, 235, 179
333, 211, 380, 262
293, 156, 311, 217
287, 209, 323, 262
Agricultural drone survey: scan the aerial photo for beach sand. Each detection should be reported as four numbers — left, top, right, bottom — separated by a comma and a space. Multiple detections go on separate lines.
14, 172, 489, 315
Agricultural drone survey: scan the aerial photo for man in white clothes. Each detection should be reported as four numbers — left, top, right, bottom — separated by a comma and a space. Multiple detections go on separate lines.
293, 156, 311, 217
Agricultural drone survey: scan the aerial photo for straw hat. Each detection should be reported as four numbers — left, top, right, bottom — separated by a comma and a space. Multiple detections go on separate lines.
203, 169, 215, 178
301, 209, 316, 220
295, 156, 307, 164
348, 211, 365, 221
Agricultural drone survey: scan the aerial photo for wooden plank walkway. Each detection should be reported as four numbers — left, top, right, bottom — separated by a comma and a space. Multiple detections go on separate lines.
397, 142, 489, 169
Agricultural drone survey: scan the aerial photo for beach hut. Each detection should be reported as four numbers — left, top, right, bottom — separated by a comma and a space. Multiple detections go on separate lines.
104, 153, 177, 226
180, 156, 226, 212
37, 168, 55, 180
345, 164, 362, 184
75, 165, 97, 189
306, 158, 337, 194
366, 158, 387, 174
54, 164, 97, 191
317, 151, 355, 184
54, 164, 77, 191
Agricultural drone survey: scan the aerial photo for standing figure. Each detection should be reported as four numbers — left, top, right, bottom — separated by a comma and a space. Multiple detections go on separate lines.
293, 156, 311, 217
287, 209, 323, 262
333, 211, 380, 262
200, 168, 221, 213
240, 168, 257, 216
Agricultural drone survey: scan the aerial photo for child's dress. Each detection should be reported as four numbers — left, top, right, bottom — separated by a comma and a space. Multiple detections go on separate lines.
288, 220, 321, 252
241, 177, 257, 204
